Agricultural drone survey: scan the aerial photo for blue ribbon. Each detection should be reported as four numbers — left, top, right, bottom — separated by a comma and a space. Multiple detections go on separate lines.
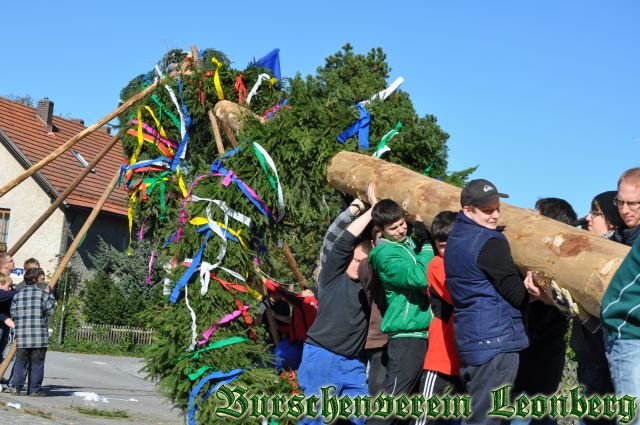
169, 229, 211, 303
253, 48, 281, 80
210, 160, 272, 220
187, 369, 244, 425
126, 157, 172, 171
337, 103, 370, 149
171, 80, 192, 171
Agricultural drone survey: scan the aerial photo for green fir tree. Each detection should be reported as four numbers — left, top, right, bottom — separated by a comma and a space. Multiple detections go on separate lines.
117, 44, 472, 424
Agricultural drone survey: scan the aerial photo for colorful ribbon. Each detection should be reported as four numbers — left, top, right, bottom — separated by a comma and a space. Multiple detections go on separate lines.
372, 121, 402, 159
197, 306, 250, 346
211, 57, 225, 100
187, 369, 244, 425
252, 142, 285, 222
234, 73, 247, 105
246, 73, 270, 105
261, 98, 289, 120
210, 159, 274, 221
337, 103, 370, 149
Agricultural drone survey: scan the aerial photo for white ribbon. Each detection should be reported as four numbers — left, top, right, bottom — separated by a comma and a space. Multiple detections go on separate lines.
188, 197, 251, 295
252, 142, 285, 222
359, 76, 404, 106
183, 284, 198, 352
155, 65, 187, 159
246, 73, 271, 105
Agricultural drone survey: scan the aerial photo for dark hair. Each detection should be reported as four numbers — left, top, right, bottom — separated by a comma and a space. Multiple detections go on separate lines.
431, 211, 457, 242
24, 267, 45, 285
535, 197, 577, 225
371, 199, 404, 228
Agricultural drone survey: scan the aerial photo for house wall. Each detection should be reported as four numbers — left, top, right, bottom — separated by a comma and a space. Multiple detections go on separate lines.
63, 208, 129, 281
0, 144, 65, 277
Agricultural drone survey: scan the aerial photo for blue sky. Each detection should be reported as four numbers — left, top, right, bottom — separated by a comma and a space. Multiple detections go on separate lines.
2, 1, 639, 216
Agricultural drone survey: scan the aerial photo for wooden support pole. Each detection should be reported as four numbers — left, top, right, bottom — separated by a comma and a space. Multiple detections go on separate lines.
8, 134, 122, 256
282, 243, 307, 290
0, 81, 158, 199
0, 340, 16, 380
47, 168, 122, 291
327, 151, 630, 317
207, 109, 226, 155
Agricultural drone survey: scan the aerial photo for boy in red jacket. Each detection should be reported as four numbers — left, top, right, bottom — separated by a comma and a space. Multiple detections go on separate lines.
416, 211, 463, 425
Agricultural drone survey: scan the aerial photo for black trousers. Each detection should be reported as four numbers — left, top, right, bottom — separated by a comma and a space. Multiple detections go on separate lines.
368, 338, 428, 425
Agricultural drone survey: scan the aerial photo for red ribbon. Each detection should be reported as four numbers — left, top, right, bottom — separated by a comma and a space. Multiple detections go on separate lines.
234, 73, 247, 105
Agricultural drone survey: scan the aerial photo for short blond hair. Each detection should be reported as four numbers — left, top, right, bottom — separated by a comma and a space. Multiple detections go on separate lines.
0, 272, 12, 286
618, 167, 640, 188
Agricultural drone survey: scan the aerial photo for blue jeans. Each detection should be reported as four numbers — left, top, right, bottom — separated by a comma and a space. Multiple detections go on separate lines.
297, 343, 367, 425
604, 333, 640, 424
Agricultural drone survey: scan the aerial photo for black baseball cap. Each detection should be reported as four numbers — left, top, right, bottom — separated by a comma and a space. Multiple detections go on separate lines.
460, 179, 509, 207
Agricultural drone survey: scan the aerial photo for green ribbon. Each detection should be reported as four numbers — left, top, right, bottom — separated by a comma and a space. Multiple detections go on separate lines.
187, 365, 212, 381
142, 170, 170, 220
373, 121, 402, 158
177, 335, 249, 363
423, 163, 433, 176
140, 81, 181, 130
252, 142, 279, 192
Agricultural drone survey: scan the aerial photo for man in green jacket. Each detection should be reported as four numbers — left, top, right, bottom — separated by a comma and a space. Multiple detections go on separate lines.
368, 199, 433, 424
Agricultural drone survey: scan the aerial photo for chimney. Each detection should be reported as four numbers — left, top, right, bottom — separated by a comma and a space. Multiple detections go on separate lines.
37, 98, 54, 132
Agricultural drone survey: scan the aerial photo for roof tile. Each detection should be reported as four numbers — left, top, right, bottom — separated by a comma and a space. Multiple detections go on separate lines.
0, 97, 128, 216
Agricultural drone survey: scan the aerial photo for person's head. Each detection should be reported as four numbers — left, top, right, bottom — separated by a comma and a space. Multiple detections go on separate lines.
24, 267, 45, 286
460, 179, 509, 230
371, 199, 407, 242
23, 258, 40, 271
431, 211, 457, 256
585, 191, 625, 236
616, 167, 640, 229
346, 240, 372, 281
0, 272, 12, 291
535, 197, 577, 226
0, 252, 14, 275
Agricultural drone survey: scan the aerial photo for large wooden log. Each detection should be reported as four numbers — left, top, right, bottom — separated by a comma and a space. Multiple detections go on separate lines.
327, 151, 630, 317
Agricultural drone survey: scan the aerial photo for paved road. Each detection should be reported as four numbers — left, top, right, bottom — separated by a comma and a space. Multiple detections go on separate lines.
0, 351, 183, 424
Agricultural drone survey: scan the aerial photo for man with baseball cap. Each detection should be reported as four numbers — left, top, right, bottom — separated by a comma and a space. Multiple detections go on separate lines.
445, 179, 538, 425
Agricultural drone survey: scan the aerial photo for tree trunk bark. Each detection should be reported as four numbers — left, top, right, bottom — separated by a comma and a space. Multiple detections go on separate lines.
327, 151, 629, 317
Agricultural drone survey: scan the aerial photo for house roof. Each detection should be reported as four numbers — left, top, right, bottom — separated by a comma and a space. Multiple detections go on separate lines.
0, 97, 128, 216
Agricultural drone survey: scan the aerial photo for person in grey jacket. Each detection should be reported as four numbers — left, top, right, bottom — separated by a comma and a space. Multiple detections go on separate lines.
9, 267, 55, 396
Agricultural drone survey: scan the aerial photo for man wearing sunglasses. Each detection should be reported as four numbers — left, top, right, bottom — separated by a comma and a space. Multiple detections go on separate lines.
601, 167, 640, 421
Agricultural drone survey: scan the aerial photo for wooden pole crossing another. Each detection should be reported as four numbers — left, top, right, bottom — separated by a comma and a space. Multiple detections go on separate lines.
0, 82, 158, 199
8, 134, 123, 256
48, 168, 122, 291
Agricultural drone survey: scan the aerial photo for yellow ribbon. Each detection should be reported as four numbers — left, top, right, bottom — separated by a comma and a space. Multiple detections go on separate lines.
189, 217, 249, 250
246, 285, 262, 300
127, 130, 175, 156
212, 58, 225, 100
144, 105, 167, 137
176, 168, 188, 198
127, 190, 138, 256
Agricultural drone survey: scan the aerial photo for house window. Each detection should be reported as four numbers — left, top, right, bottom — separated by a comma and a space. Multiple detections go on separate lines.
0, 209, 10, 244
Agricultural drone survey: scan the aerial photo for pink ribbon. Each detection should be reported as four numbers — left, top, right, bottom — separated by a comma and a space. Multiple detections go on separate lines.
145, 250, 157, 285
197, 306, 251, 346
